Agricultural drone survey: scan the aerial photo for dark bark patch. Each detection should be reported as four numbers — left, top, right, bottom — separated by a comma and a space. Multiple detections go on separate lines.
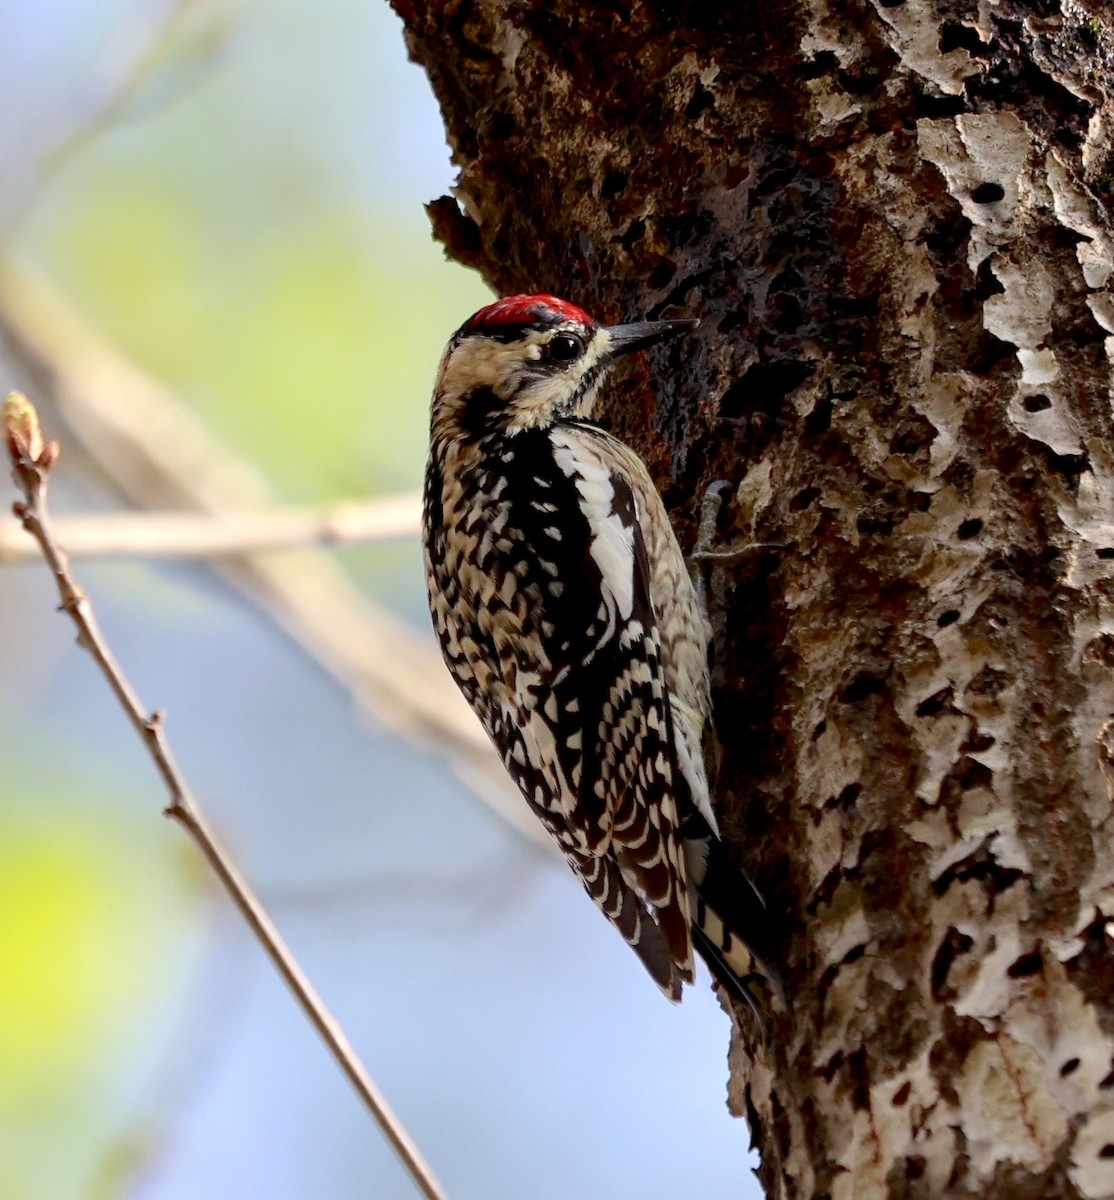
903, 1155, 927, 1182
718, 360, 814, 419
791, 485, 821, 511
961, 730, 995, 754
600, 168, 628, 199
804, 392, 833, 436
841, 671, 887, 704
931, 926, 974, 999
847, 1045, 871, 1111
856, 509, 895, 536
890, 414, 936, 460
916, 687, 955, 718
1007, 948, 1045, 978
933, 834, 1023, 899
940, 21, 989, 57
836, 782, 862, 809
685, 85, 715, 120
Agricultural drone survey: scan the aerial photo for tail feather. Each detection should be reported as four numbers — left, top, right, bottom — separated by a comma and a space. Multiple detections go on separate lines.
687, 834, 787, 1025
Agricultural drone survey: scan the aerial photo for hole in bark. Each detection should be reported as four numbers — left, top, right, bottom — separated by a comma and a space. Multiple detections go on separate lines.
938, 609, 960, 627
905, 1157, 926, 1180
801, 49, 839, 79
790, 486, 821, 511
804, 393, 832, 435
841, 672, 886, 704
819, 1050, 844, 1082
876, 0, 905, 9
1101, 1067, 1114, 1090
973, 257, 1006, 301
890, 417, 936, 458
1008, 949, 1044, 977
621, 218, 646, 250
1061, 1057, 1081, 1077
931, 926, 974, 998
892, 1081, 912, 1107
967, 665, 1009, 699
1097, 548, 1114, 560
842, 943, 866, 965
684, 86, 715, 119
856, 510, 894, 535
956, 757, 993, 790
916, 687, 954, 718
1100, 1144, 1114, 1159
812, 718, 827, 740
837, 782, 862, 809
771, 294, 806, 333
717, 308, 747, 334
648, 259, 676, 289
1023, 393, 1052, 412
957, 518, 983, 539
1051, 452, 1090, 487
962, 731, 995, 753
915, 92, 967, 119
939, 21, 986, 55
933, 834, 1022, 897
720, 361, 814, 426
971, 182, 1006, 204
911, 491, 933, 512
601, 168, 628, 199
848, 1047, 870, 1111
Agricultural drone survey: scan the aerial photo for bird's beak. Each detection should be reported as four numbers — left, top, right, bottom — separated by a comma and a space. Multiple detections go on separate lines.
603, 317, 700, 358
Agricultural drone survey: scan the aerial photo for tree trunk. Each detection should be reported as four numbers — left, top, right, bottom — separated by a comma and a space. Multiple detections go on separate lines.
390, 1, 1114, 1195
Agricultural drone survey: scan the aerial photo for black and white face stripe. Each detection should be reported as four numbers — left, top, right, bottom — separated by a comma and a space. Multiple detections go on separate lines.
435, 322, 613, 439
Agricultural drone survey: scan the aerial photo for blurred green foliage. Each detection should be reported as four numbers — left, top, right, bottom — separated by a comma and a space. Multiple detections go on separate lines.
0, 790, 205, 1200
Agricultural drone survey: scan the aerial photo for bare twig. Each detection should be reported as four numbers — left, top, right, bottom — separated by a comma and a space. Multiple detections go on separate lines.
0, 493, 420, 563
3, 391, 450, 1200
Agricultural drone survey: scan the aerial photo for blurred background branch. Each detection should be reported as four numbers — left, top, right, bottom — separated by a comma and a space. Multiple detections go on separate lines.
0, 493, 421, 561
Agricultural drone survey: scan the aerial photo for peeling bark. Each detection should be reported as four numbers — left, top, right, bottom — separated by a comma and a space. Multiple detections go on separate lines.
390, 1, 1114, 1195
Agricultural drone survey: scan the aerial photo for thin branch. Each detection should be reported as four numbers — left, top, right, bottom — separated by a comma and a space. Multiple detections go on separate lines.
0, 494, 420, 563
2, 391, 450, 1200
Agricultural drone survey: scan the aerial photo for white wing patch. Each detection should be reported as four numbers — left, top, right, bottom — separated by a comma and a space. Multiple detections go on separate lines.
550, 428, 636, 622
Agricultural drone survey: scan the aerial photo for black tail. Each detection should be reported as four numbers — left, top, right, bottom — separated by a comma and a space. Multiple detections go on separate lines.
687, 834, 787, 1029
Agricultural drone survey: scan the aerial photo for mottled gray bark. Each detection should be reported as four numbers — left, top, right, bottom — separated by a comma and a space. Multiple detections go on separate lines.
390, 1, 1114, 1196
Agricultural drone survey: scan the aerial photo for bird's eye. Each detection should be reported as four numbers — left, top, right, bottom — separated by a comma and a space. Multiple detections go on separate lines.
545, 333, 583, 363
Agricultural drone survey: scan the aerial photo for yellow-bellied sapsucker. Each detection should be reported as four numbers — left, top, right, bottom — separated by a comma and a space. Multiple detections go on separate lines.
422, 294, 777, 1012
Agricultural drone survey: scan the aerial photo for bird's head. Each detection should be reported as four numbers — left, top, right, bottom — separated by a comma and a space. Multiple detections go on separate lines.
430, 294, 698, 445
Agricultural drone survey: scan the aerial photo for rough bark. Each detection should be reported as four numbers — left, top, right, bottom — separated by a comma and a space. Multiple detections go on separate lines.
390, 1, 1114, 1196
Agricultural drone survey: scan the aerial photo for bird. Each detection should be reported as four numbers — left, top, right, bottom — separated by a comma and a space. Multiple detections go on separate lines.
421, 292, 779, 1014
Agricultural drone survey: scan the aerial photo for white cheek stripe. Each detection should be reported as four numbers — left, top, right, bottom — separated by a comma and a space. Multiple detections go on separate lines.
551, 431, 636, 621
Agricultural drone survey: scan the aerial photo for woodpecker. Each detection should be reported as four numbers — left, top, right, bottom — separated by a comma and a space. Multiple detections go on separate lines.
422, 293, 778, 1013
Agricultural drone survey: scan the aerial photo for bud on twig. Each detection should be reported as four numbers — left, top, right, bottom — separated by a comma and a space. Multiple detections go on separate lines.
4, 391, 43, 463
3, 391, 58, 470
